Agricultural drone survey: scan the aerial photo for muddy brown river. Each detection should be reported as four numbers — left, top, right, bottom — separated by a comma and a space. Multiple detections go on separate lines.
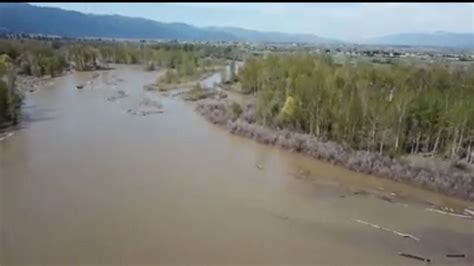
1, 65, 473, 265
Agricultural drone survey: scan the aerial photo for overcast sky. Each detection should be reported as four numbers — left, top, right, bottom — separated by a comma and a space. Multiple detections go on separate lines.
32, 3, 474, 41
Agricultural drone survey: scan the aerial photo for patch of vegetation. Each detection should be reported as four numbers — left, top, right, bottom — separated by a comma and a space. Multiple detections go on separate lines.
182, 83, 213, 101
228, 101, 242, 120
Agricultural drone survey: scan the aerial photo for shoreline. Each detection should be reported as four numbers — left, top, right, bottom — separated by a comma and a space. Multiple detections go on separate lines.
195, 98, 474, 202
15, 70, 74, 94
0, 71, 74, 131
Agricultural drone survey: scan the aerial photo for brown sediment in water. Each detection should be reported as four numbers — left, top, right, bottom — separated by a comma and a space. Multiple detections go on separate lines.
195, 99, 474, 202
3, 65, 473, 264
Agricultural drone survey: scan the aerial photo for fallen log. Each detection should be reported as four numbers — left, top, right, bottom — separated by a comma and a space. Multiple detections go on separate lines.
353, 219, 420, 242
464, 209, 474, 216
399, 252, 431, 262
446, 254, 465, 258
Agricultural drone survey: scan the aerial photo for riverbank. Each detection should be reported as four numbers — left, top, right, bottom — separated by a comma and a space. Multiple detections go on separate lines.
195, 98, 474, 202
0, 74, 52, 130
16, 74, 57, 94
1, 69, 78, 132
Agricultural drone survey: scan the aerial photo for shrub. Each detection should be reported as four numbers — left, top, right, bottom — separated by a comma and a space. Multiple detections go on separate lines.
228, 101, 242, 120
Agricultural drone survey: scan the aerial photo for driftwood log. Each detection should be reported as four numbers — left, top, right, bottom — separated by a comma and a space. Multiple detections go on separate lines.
353, 219, 420, 241
425, 208, 473, 219
399, 253, 431, 262
446, 254, 465, 258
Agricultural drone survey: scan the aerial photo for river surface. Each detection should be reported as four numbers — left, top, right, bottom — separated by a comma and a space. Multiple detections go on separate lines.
1, 65, 473, 265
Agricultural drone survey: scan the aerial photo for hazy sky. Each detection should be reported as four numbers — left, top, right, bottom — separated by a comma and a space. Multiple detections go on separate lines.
32, 3, 474, 41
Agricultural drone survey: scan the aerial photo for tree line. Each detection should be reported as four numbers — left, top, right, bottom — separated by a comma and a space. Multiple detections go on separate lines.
0, 39, 241, 75
237, 53, 474, 162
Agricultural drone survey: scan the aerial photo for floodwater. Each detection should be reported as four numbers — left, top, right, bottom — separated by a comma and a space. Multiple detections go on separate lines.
1, 65, 473, 265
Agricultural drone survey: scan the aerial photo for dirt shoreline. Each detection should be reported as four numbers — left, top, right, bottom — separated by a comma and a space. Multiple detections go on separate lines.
195, 99, 474, 202
15, 70, 76, 94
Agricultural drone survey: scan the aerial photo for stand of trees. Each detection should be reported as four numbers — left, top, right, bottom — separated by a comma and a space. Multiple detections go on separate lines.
0, 54, 21, 126
0, 40, 68, 77
238, 53, 474, 162
0, 39, 241, 74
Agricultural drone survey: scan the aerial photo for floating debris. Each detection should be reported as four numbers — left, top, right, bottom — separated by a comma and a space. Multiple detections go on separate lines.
76, 85, 84, 89
446, 254, 465, 258
425, 208, 473, 219
353, 219, 420, 242
399, 253, 431, 263
256, 164, 263, 170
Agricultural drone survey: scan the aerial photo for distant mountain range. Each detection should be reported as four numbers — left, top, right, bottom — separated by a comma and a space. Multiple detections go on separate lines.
0, 3, 472, 48
0, 3, 237, 41
206, 26, 339, 44
0, 3, 335, 44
